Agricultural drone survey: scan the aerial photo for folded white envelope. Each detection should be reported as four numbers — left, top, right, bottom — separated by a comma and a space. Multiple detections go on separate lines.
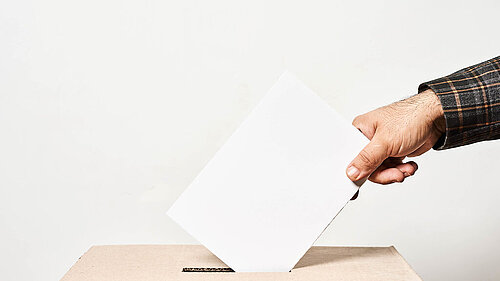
168, 71, 367, 272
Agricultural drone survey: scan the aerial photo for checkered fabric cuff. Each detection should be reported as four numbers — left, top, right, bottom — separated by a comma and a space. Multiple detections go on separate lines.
418, 56, 500, 150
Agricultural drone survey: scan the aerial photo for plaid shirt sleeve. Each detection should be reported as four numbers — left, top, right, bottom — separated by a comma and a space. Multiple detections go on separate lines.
418, 56, 500, 150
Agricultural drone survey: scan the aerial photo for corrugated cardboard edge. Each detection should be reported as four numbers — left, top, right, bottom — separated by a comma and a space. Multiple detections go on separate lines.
60, 246, 92, 281
388, 246, 423, 281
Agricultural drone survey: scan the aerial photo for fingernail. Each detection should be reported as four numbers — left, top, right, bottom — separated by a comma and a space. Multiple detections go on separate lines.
403, 172, 410, 177
347, 166, 360, 180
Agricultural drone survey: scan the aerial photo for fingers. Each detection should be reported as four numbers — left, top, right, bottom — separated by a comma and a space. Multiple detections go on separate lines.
368, 167, 405, 184
396, 161, 418, 176
368, 159, 418, 184
346, 136, 389, 181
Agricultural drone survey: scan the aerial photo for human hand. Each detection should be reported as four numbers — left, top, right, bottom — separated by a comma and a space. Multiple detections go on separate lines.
346, 89, 445, 184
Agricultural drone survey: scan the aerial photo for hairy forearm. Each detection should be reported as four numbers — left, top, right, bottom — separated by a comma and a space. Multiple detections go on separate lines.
415, 89, 445, 138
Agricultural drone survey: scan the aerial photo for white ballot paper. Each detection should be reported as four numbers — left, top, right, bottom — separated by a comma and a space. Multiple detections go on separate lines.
168, 71, 367, 272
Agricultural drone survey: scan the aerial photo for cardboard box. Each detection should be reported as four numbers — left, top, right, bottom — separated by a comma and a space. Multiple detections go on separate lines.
61, 245, 422, 281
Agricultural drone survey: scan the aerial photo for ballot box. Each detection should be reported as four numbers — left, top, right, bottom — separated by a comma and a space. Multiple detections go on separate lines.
60, 244, 422, 281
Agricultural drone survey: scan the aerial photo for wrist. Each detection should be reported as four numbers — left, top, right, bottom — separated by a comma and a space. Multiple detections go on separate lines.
421, 89, 444, 120
419, 89, 445, 133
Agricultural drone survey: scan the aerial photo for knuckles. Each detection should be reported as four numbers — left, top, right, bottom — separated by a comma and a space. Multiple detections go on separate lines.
352, 115, 363, 127
352, 113, 377, 139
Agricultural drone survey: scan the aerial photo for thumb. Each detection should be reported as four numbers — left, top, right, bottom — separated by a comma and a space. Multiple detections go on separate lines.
346, 136, 389, 181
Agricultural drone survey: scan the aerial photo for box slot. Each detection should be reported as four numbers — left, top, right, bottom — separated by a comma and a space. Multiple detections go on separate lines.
182, 267, 234, 273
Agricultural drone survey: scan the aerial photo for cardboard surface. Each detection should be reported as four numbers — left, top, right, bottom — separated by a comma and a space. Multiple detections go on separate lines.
168, 72, 367, 272
61, 245, 422, 281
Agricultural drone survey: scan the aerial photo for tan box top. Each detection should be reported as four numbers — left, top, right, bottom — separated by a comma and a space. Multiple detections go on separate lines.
61, 245, 422, 281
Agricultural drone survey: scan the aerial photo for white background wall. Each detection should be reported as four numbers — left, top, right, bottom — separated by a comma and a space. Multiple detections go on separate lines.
1, 0, 499, 280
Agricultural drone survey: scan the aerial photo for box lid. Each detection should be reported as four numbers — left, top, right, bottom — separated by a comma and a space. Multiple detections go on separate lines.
61, 245, 422, 281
